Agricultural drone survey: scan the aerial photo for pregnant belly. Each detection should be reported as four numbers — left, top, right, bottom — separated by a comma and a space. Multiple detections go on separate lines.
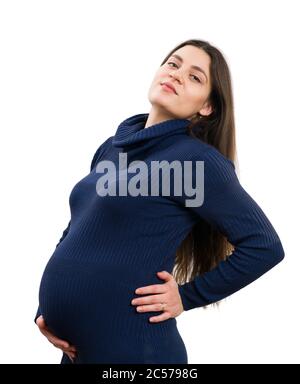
38, 255, 176, 349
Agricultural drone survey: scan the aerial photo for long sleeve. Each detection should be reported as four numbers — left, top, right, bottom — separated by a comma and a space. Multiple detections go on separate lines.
177, 147, 285, 311
35, 137, 114, 324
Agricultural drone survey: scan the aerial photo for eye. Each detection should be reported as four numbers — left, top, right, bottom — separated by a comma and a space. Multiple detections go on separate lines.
167, 62, 202, 83
167, 61, 178, 68
191, 74, 201, 83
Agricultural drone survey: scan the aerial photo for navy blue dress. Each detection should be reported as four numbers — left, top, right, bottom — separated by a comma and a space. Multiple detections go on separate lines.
35, 113, 284, 363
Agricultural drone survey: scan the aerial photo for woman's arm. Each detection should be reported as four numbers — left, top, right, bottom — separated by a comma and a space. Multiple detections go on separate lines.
177, 148, 285, 311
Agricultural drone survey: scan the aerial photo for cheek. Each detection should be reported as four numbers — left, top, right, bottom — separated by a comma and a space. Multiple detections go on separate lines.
156, 67, 169, 79
151, 71, 162, 86
185, 88, 206, 104
150, 70, 168, 90
177, 91, 205, 113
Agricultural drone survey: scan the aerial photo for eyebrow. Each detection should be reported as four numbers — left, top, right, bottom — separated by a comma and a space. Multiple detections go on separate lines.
170, 54, 208, 83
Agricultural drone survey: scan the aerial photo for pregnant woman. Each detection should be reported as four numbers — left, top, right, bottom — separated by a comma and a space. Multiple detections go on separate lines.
34, 39, 285, 364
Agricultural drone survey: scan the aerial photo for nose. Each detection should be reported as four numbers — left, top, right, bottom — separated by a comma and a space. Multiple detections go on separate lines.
169, 69, 183, 84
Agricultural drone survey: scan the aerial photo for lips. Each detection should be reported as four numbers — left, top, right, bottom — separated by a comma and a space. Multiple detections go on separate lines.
161, 82, 177, 95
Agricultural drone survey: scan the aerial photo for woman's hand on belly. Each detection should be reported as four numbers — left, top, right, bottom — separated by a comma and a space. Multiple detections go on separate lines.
131, 271, 184, 323
35, 315, 77, 361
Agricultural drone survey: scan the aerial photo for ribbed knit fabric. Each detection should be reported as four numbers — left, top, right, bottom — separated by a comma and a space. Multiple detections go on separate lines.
34, 113, 284, 364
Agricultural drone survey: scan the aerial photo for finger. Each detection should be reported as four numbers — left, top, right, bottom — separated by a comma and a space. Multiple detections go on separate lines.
135, 284, 167, 295
65, 352, 75, 362
157, 271, 173, 282
53, 343, 77, 360
149, 312, 170, 323
36, 316, 46, 328
39, 327, 68, 347
62, 349, 76, 359
63, 345, 77, 353
64, 352, 77, 360
38, 325, 76, 351
59, 344, 77, 353
136, 303, 168, 313
132, 294, 166, 306
63, 349, 77, 358
49, 336, 70, 349
42, 331, 71, 349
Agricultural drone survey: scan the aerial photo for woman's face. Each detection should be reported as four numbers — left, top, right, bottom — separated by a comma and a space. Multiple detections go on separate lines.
147, 45, 212, 120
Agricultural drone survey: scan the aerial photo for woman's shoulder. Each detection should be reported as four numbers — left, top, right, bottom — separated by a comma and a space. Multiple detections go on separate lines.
182, 135, 235, 171
180, 136, 238, 196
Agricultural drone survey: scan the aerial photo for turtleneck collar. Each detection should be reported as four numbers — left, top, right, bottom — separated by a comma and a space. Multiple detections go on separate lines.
112, 113, 191, 149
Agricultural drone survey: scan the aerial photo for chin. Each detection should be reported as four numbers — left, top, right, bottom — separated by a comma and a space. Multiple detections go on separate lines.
148, 93, 172, 108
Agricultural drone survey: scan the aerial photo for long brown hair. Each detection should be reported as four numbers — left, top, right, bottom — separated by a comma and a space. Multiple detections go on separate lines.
163, 39, 239, 308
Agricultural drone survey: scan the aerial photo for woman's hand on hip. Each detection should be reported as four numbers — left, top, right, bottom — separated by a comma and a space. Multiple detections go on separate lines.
35, 315, 77, 362
131, 271, 184, 323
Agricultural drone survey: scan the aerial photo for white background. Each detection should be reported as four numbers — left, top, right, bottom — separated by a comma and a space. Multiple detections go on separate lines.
0, 0, 299, 364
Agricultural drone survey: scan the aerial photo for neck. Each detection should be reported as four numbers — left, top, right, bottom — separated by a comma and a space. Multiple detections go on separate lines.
145, 107, 182, 129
